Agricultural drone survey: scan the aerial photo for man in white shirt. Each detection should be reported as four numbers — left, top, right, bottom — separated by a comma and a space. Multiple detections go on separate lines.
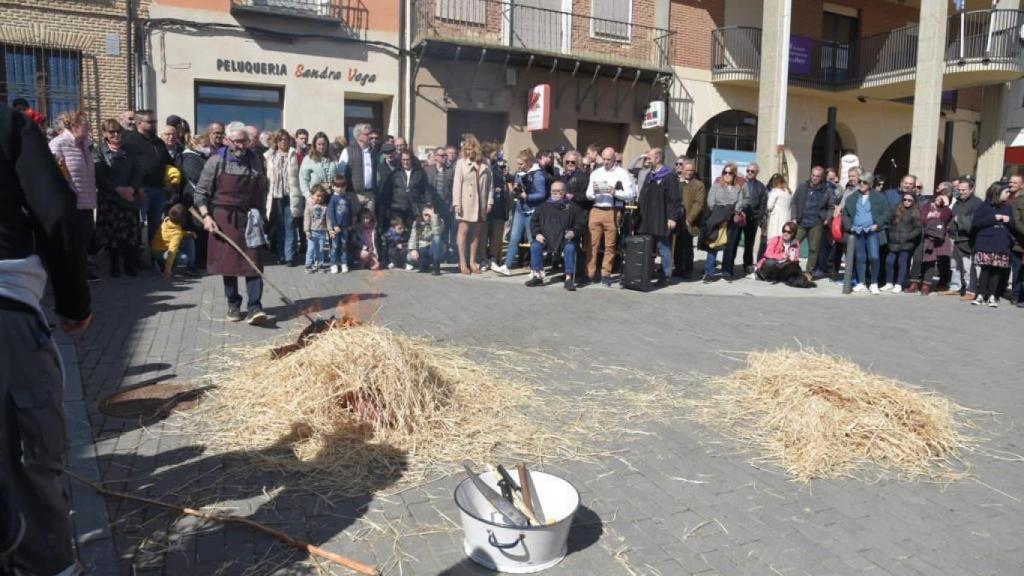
586, 147, 637, 286
339, 123, 378, 213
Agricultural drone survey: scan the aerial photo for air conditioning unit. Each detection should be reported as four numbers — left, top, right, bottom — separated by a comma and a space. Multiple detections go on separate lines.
505, 68, 517, 87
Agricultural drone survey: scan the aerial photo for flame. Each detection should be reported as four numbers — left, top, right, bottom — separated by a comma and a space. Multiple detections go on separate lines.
336, 293, 364, 324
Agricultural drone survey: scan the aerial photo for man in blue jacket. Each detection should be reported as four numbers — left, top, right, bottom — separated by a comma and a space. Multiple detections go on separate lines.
495, 149, 551, 275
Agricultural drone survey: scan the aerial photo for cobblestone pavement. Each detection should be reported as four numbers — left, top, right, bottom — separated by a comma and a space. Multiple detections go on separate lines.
66, 258, 1024, 576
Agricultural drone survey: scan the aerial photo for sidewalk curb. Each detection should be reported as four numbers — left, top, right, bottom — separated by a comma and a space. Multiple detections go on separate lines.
57, 329, 121, 574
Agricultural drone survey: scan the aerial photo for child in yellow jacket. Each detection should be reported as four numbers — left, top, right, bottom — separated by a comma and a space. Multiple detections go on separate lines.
151, 204, 198, 278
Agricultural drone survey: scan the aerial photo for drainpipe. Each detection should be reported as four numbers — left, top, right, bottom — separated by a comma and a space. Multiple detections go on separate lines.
126, 0, 134, 109
398, 0, 407, 137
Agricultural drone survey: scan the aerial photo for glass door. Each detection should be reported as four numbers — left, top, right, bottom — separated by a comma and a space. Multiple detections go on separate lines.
822, 11, 858, 82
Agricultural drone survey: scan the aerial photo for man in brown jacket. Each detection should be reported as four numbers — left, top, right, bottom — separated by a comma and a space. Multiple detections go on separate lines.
673, 158, 706, 278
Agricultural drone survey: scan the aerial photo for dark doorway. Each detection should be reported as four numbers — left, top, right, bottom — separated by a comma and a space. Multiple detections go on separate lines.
873, 133, 946, 187
822, 10, 858, 81
684, 110, 757, 182
811, 124, 843, 171
576, 120, 627, 153
345, 99, 384, 142
447, 110, 507, 146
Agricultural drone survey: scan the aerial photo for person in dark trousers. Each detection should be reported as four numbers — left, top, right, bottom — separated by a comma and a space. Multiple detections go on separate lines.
1012, 175, 1024, 307
524, 180, 585, 291
0, 104, 92, 576
676, 158, 706, 278
423, 147, 455, 262
122, 109, 173, 244
791, 165, 834, 280
736, 162, 767, 273
562, 150, 592, 280
194, 122, 269, 325
94, 119, 144, 277
636, 148, 680, 286
947, 176, 983, 300
970, 182, 1016, 307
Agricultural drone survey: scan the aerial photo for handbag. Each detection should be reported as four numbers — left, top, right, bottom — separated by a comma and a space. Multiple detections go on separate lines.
831, 216, 844, 242
708, 223, 729, 250
924, 219, 946, 242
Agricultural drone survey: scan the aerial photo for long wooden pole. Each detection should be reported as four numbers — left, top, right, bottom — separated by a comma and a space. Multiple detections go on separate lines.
65, 470, 378, 576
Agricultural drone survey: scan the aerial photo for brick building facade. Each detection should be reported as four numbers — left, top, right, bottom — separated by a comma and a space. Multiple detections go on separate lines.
0, 0, 148, 131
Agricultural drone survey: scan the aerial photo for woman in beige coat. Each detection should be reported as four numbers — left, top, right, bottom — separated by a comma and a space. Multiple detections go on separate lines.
452, 134, 493, 274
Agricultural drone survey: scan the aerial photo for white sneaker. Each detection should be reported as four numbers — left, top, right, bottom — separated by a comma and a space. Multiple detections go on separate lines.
987, 296, 998, 308
387, 262, 395, 270
341, 264, 349, 273
971, 295, 983, 305
879, 283, 894, 292
479, 261, 490, 272
853, 284, 867, 293
494, 264, 511, 276
405, 263, 414, 271
891, 284, 903, 294
490, 260, 499, 271
869, 284, 880, 295
330, 264, 339, 274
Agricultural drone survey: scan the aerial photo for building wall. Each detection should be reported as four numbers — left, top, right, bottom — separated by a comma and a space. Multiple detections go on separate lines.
413, 60, 664, 159
147, 2, 400, 135
0, 0, 146, 129
790, 0, 919, 39
670, 0, 725, 69
666, 66, 981, 181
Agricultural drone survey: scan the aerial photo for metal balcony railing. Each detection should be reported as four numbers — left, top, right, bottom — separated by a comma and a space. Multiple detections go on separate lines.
230, 0, 358, 24
413, 0, 674, 71
711, 9, 1024, 90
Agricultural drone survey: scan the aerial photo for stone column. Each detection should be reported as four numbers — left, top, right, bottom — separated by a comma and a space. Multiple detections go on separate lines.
907, 0, 948, 193
976, 83, 1012, 188
755, 0, 791, 177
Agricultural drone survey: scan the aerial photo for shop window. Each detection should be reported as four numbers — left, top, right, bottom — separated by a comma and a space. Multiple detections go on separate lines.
684, 110, 758, 182
436, 0, 486, 26
592, 0, 631, 41
195, 82, 283, 133
1, 44, 81, 120
344, 99, 383, 142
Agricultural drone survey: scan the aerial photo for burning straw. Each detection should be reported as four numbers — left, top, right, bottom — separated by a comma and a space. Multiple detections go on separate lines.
192, 325, 577, 496
689, 349, 975, 483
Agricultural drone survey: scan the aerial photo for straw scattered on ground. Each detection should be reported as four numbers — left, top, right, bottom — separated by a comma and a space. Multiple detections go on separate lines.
190, 325, 667, 496
688, 349, 976, 482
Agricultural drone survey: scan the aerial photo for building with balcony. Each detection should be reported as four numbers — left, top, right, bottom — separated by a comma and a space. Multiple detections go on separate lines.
671, 0, 1024, 191
407, 0, 675, 159
143, 0, 401, 137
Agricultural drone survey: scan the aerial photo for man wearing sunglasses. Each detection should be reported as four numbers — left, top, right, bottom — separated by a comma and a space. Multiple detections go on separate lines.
122, 109, 174, 245
194, 122, 270, 325
562, 150, 591, 279
791, 166, 834, 279
733, 163, 767, 274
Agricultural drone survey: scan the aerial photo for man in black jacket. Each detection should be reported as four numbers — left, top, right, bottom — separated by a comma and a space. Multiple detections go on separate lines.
790, 166, 834, 278
563, 150, 591, 280
738, 163, 767, 273
388, 150, 426, 223
0, 104, 92, 576
947, 176, 982, 299
122, 109, 173, 243
636, 148, 680, 286
525, 180, 584, 291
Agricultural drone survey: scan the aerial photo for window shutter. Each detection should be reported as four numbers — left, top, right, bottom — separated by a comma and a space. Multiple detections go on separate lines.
436, 0, 486, 26
592, 0, 630, 40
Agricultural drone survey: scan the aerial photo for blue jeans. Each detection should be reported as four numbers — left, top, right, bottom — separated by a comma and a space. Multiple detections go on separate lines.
654, 234, 672, 277
722, 222, 742, 276
412, 236, 445, 270
330, 230, 348, 266
145, 187, 167, 244
504, 209, 533, 269
306, 230, 326, 268
854, 232, 881, 285
531, 239, 576, 277
160, 235, 197, 272
274, 197, 295, 263
223, 275, 262, 312
704, 248, 720, 277
885, 250, 911, 287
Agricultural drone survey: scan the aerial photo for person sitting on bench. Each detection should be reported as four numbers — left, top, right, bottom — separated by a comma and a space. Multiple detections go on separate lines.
525, 181, 585, 291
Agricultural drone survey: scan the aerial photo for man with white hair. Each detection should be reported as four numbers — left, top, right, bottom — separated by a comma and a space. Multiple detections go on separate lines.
194, 121, 270, 325
340, 123, 379, 214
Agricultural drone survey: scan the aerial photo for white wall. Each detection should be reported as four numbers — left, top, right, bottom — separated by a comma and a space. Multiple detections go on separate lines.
147, 4, 400, 136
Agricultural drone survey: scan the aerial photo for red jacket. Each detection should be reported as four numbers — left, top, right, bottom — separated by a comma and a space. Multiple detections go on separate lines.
757, 235, 800, 270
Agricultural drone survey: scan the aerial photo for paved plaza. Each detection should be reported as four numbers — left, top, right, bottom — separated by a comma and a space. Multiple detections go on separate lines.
61, 259, 1024, 576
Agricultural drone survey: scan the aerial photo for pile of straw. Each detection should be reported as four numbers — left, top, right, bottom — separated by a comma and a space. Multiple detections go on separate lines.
194, 325, 571, 495
690, 349, 973, 482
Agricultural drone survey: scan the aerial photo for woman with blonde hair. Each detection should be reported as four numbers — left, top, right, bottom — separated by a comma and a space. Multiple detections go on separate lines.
49, 110, 98, 278
451, 133, 493, 274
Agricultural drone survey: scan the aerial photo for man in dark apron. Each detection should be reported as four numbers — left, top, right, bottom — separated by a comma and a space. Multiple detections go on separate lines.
194, 122, 269, 325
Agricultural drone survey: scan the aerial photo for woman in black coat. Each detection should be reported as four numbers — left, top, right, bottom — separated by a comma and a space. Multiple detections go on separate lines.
970, 182, 1016, 307
94, 119, 143, 277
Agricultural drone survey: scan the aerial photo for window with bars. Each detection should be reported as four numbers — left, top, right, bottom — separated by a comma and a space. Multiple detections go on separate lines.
591, 0, 631, 41
435, 0, 486, 26
1, 44, 81, 121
